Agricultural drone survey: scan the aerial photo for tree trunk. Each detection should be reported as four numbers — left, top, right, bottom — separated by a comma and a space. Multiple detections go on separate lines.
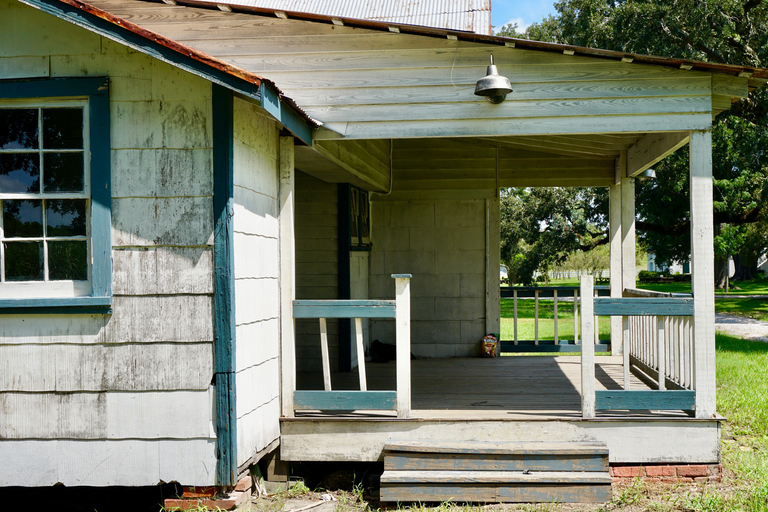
714, 257, 728, 290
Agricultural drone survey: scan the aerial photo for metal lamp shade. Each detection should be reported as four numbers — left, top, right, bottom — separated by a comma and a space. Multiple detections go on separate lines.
474, 56, 512, 104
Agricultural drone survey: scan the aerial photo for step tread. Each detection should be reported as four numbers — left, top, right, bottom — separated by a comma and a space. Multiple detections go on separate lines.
384, 440, 609, 456
381, 470, 613, 485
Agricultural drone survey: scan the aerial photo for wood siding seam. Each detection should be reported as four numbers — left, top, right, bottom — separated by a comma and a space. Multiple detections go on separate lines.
234, 183, 278, 200
212, 84, 237, 486
235, 395, 279, 419
235, 356, 279, 373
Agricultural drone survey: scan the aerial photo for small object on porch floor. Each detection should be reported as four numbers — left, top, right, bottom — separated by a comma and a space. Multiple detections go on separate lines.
481, 334, 499, 357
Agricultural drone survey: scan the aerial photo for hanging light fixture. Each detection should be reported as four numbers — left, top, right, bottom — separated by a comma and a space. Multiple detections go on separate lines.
474, 55, 512, 104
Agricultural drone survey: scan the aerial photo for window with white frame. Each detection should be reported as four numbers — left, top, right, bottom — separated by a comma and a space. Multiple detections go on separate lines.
0, 76, 111, 309
0, 102, 91, 297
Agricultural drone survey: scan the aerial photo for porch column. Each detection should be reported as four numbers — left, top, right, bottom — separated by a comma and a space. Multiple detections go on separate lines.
486, 197, 501, 337
279, 136, 296, 418
608, 152, 624, 356
689, 130, 716, 418
621, 165, 636, 382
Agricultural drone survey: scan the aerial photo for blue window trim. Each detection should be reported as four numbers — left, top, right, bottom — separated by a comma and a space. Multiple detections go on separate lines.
0, 76, 112, 314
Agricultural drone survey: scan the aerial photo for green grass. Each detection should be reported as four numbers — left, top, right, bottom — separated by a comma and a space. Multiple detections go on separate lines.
500, 297, 610, 343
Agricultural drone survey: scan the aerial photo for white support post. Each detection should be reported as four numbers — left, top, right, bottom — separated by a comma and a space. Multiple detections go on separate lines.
657, 317, 666, 390
354, 317, 367, 391
513, 290, 518, 344
553, 290, 559, 344
534, 290, 539, 345
319, 318, 332, 391
690, 130, 716, 417
279, 136, 296, 417
609, 181, 623, 356
621, 156, 636, 389
580, 276, 596, 418
393, 274, 412, 418
573, 290, 579, 344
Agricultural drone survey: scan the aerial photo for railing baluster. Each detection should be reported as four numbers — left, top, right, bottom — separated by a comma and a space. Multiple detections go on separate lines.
354, 317, 367, 391
319, 317, 332, 391
657, 316, 665, 390
513, 290, 518, 345
534, 290, 539, 345
394, 275, 411, 419
553, 290, 559, 344
573, 290, 579, 345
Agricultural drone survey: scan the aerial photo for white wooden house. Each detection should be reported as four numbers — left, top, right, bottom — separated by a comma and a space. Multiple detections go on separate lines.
1, 0, 766, 502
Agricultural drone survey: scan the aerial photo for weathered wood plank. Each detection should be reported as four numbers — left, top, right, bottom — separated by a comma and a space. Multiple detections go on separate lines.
112, 148, 213, 198
111, 100, 212, 150
595, 390, 695, 411
236, 358, 279, 414
381, 470, 612, 484
293, 390, 397, 410
581, 276, 596, 418
293, 300, 397, 319
112, 197, 213, 247
384, 453, 608, 472
0, 55, 49, 79
384, 441, 608, 456
0, 439, 216, 486
626, 132, 689, 177
106, 295, 213, 343
236, 396, 280, 467
0, 314, 108, 345
0, 343, 213, 391
236, 318, 279, 373
113, 247, 214, 295
279, 136, 297, 418
594, 298, 694, 317
0, 390, 214, 439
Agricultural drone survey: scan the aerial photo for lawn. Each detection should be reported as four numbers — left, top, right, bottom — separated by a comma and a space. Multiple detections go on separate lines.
499, 297, 610, 342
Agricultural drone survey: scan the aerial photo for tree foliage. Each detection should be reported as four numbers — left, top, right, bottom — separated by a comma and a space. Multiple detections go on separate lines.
496, 0, 768, 285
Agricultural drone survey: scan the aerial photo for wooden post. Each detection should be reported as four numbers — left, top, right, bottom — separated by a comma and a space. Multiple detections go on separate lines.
393, 274, 412, 418
486, 197, 501, 336
553, 290, 558, 344
534, 290, 539, 345
513, 290, 518, 344
580, 276, 596, 418
621, 157, 635, 390
573, 290, 579, 344
609, 182, 623, 356
690, 130, 716, 418
354, 318, 367, 391
279, 136, 296, 418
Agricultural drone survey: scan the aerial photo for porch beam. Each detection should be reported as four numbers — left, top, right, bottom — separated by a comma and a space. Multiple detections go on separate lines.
689, 130, 716, 418
279, 136, 297, 418
295, 139, 391, 192
626, 132, 689, 177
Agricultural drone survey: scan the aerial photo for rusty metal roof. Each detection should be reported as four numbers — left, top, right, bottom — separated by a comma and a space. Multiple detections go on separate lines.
204, 0, 492, 34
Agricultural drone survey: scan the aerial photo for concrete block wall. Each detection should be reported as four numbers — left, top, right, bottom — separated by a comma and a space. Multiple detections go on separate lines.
370, 198, 487, 357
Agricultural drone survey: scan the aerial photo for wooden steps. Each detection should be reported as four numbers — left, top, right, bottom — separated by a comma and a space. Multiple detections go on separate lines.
380, 441, 612, 503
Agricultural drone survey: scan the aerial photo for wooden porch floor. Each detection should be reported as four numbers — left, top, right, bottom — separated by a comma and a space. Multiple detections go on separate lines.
296, 356, 690, 420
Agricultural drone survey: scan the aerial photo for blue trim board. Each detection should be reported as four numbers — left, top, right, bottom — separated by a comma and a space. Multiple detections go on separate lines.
293, 300, 397, 319
21, 0, 313, 145
294, 390, 397, 411
258, 83, 312, 145
212, 84, 237, 486
594, 298, 694, 317
595, 390, 695, 411
0, 77, 112, 312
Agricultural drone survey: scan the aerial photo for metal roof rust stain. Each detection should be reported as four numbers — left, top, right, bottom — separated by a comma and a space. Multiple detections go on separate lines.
56, 0, 318, 126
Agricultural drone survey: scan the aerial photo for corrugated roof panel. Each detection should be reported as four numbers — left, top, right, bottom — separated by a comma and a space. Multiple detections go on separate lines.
203, 0, 492, 34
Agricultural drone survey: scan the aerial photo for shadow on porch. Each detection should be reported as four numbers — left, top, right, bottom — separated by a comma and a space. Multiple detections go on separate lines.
296, 355, 690, 420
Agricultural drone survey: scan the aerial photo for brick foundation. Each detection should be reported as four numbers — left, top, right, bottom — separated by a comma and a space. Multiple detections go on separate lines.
164, 476, 252, 511
610, 464, 722, 483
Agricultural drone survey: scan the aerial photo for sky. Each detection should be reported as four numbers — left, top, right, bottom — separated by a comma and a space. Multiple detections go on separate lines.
490, 0, 558, 33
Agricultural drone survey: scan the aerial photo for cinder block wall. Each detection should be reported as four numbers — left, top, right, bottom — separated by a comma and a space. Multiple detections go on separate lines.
369, 198, 487, 357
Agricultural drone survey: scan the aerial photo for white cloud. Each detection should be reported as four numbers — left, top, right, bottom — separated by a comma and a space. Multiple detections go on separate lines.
503, 16, 530, 33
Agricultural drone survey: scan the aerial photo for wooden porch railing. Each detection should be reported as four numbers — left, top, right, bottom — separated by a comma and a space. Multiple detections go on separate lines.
580, 276, 695, 418
499, 285, 609, 351
291, 274, 411, 418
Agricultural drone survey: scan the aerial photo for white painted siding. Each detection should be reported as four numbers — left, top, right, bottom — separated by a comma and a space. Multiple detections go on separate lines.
232, 97, 282, 468
294, 171, 339, 373
0, 0, 216, 486
370, 197, 487, 357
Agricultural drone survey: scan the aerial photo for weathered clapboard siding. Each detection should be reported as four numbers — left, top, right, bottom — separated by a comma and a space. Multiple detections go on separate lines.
0, 1, 217, 486
0, 391, 214, 439
370, 198, 486, 357
231, 97, 282, 467
350, 251, 370, 368
0, 439, 216, 487
294, 171, 340, 373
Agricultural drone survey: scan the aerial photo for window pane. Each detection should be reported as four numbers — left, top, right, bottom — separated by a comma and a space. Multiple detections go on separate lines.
48, 241, 87, 281
46, 199, 87, 236
0, 109, 39, 150
43, 153, 84, 192
4, 241, 43, 281
0, 153, 40, 193
43, 108, 83, 149
3, 199, 43, 238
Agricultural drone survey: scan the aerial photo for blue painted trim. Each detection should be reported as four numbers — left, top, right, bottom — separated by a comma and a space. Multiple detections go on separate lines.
391, 274, 413, 278
259, 83, 312, 146
293, 300, 397, 318
0, 76, 112, 312
595, 390, 695, 411
294, 390, 397, 411
594, 298, 694, 317
22, 0, 313, 145
212, 84, 237, 486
